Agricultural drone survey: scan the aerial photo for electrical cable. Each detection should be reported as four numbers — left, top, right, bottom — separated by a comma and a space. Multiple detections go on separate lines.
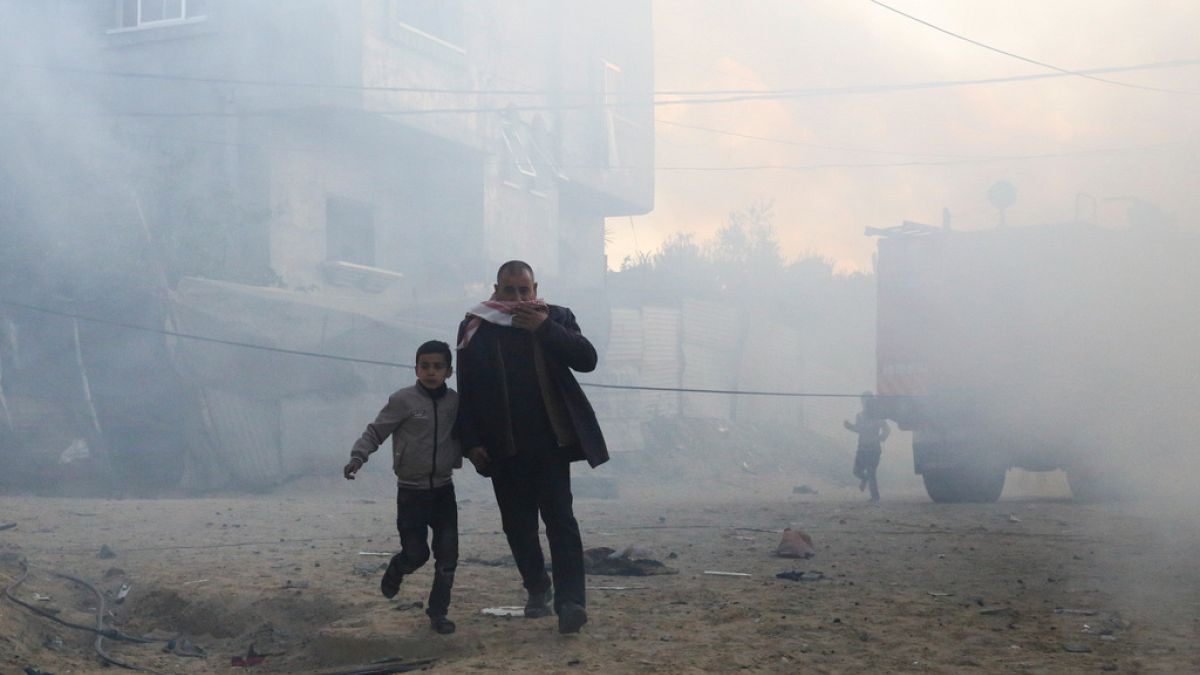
866, 0, 1200, 96
0, 298, 884, 398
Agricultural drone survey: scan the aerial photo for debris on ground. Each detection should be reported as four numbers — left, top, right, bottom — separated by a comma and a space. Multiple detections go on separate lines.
115, 583, 131, 603
1053, 607, 1098, 616
583, 547, 678, 576
163, 636, 206, 658
231, 643, 284, 668
703, 570, 751, 577
392, 601, 423, 611
775, 528, 816, 559
792, 485, 818, 495
103, 567, 125, 579
481, 606, 525, 617
462, 554, 516, 567
1062, 643, 1093, 653
0, 522, 16, 531
282, 579, 309, 589
97, 544, 117, 559
352, 562, 386, 576
775, 570, 824, 582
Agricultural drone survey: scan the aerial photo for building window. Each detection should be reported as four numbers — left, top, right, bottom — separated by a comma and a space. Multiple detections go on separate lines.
326, 197, 375, 267
385, 0, 464, 50
118, 0, 206, 28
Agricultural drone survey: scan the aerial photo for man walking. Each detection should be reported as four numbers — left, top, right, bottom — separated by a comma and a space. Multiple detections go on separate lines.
456, 260, 608, 634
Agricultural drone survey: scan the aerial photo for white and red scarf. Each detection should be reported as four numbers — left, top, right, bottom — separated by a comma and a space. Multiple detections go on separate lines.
457, 299, 547, 349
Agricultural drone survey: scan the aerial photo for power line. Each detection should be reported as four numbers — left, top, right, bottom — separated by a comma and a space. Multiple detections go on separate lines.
0, 297, 877, 399
0, 298, 411, 369
121, 131, 1199, 173
10, 56, 1200, 98
4, 58, 1200, 120
656, 119, 1006, 159
579, 382, 867, 398
866, 0, 1200, 96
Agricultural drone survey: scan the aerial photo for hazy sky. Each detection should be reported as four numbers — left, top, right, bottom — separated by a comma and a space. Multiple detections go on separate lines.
606, 0, 1200, 272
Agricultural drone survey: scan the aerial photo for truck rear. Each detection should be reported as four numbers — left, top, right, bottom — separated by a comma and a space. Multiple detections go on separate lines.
875, 223, 1200, 502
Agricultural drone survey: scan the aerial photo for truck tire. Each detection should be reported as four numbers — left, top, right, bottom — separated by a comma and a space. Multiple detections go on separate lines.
922, 468, 1006, 503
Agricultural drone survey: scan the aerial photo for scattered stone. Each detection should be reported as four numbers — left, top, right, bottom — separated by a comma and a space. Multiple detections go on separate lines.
97, 545, 117, 559
103, 567, 125, 579
792, 485, 818, 495
1062, 643, 1093, 653
282, 580, 308, 589
980, 607, 1018, 617
163, 636, 206, 658
41, 636, 63, 651
0, 523, 16, 531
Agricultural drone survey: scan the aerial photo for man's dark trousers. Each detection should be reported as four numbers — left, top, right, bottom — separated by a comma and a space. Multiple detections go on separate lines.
490, 434, 585, 613
392, 483, 458, 618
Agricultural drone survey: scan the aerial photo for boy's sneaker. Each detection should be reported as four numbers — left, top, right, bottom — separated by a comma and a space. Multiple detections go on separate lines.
380, 555, 404, 599
524, 586, 553, 618
429, 615, 456, 634
557, 602, 588, 634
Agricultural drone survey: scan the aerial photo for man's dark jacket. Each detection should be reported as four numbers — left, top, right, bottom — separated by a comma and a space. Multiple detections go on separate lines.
456, 305, 608, 468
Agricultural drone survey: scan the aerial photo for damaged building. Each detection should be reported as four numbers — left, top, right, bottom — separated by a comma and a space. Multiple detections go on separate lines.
0, 0, 653, 491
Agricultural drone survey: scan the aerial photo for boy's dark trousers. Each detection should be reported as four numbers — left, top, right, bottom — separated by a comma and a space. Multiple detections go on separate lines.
490, 434, 585, 614
853, 444, 882, 501
390, 483, 458, 618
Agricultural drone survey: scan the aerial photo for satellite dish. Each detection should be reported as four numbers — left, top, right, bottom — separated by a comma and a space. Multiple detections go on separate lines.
988, 180, 1017, 227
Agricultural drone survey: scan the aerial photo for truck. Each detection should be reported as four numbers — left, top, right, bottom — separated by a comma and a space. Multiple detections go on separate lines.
873, 221, 1200, 502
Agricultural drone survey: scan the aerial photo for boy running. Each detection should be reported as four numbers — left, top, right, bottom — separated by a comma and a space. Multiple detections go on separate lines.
343, 340, 463, 634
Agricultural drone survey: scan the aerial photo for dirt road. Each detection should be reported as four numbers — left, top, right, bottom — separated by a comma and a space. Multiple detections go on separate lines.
2, 474, 1198, 673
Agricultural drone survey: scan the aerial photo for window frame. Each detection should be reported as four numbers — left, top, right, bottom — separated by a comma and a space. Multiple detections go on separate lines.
111, 0, 207, 33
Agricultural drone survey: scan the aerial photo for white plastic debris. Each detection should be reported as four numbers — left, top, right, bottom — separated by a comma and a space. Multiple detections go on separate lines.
703, 570, 751, 577
481, 606, 526, 617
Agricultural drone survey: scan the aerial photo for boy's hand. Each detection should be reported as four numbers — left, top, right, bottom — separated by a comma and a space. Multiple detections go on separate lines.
465, 446, 490, 472
343, 458, 363, 480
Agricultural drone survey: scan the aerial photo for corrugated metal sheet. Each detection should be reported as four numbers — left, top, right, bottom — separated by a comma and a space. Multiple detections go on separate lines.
640, 306, 680, 416
202, 390, 282, 486
680, 300, 739, 420
605, 308, 644, 363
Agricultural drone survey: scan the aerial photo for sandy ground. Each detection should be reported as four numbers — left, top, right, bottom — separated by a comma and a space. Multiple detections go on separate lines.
1, 469, 1199, 674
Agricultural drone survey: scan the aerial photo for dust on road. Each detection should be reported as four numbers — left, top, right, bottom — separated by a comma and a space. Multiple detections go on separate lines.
2, 474, 1198, 673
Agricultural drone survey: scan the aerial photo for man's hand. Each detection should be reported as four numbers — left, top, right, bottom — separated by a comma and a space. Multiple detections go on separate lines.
343, 457, 363, 480
465, 446, 491, 472
511, 303, 548, 332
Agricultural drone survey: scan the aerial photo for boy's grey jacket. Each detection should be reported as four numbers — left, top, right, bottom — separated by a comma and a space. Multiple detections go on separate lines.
351, 384, 463, 489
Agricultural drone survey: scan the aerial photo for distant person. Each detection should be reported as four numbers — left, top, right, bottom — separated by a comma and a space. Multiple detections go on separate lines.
845, 392, 890, 502
343, 340, 463, 635
455, 260, 607, 635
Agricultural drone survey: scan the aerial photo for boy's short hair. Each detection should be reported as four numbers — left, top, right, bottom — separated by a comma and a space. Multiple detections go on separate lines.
415, 340, 452, 369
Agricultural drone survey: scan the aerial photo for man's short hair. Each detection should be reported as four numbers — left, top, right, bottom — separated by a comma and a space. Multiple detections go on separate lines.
415, 340, 452, 369
496, 260, 534, 283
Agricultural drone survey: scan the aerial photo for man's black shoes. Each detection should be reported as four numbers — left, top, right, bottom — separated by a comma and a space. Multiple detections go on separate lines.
557, 601, 588, 634
524, 585, 553, 618
430, 615, 456, 634
380, 555, 404, 599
